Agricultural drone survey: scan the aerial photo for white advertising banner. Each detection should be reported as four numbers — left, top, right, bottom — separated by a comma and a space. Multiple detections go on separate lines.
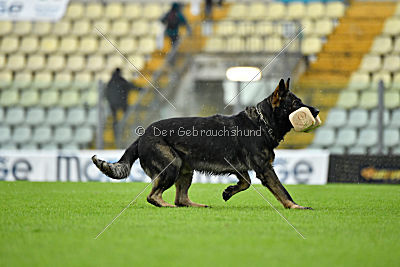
0, 149, 329, 184
0, 0, 69, 21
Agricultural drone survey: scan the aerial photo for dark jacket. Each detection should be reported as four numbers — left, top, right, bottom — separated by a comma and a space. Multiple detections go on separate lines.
105, 69, 136, 111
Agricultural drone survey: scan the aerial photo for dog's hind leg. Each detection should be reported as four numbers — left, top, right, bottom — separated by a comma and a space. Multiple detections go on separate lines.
257, 168, 312, 210
222, 172, 251, 201
174, 167, 209, 207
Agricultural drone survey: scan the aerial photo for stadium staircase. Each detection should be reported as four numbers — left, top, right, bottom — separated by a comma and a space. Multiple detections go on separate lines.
281, 1, 396, 149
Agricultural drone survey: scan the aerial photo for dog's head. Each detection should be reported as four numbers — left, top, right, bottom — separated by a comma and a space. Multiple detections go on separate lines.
257, 78, 319, 131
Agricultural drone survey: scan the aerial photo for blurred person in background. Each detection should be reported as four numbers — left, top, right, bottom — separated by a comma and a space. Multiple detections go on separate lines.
161, 2, 191, 64
105, 68, 141, 138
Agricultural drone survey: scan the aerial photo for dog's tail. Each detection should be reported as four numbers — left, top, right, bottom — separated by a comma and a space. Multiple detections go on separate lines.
92, 140, 139, 179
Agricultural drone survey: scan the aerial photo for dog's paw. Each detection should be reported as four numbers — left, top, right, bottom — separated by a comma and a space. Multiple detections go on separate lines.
222, 186, 235, 201
290, 204, 313, 210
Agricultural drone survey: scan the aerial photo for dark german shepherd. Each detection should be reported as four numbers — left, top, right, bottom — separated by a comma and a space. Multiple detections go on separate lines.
92, 78, 319, 209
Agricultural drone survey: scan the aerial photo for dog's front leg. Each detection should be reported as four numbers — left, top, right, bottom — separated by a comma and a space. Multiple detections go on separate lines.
257, 168, 312, 210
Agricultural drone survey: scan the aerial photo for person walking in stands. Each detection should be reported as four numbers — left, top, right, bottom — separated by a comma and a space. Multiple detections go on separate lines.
161, 2, 191, 64
105, 68, 140, 139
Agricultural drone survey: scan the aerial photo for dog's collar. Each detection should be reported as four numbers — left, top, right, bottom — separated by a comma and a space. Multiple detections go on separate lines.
255, 105, 280, 145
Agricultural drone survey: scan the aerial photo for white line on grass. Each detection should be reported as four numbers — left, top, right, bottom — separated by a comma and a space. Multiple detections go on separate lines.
224, 27, 305, 109
94, 158, 177, 239
95, 26, 177, 110
224, 157, 306, 239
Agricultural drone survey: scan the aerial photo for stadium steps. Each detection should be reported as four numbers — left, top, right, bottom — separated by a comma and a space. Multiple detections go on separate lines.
284, 1, 396, 149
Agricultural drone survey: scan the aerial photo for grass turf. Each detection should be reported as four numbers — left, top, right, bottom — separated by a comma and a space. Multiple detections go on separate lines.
1, 182, 399, 267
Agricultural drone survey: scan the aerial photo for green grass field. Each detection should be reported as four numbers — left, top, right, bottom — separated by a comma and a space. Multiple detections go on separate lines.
1, 182, 399, 267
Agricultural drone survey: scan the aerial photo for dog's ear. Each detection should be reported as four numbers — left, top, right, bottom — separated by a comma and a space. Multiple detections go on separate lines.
286, 78, 290, 90
272, 79, 287, 108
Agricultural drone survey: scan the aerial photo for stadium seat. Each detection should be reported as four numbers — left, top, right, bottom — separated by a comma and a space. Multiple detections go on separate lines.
5, 107, 25, 126
66, 55, 85, 72
0, 108, 3, 122
20, 143, 38, 150
383, 129, 400, 148
128, 54, 145, 70
71, 20, 90, 36
348, 72, 370, 91
356, 129, 378, 147
131, 20, 151, 37
0, 126, 11, 143
382, 55, 400, 72
32, 22, 52, 36
20, 91, 39, 107
370, 36, 392, 55
106, 55, 124, 71
237, 21, 255, 37
20, 37, 39, 54
1, 143, 17, 150
325, 108, 347, 128
0, 55, 5, 69
12, 126, 32, 144
265, 36, 283, 53
369, 146, 389, 155
13, 72, 32, 89
382, 18, 400, 36
25, 108, 45, 126
368, 109, 390, 128
111, 20, 129, 37
32, 72, 53, 90
46, 108, 65, 126
14, 22, 32, 36
328, 146, 345, 155
86, 55, 105, 72
85, 3, 104, 20
314, 19, 334, 37
59, 37, 78, 54
359, 91, 378, 109
347, 109, 369, 128
73, 126, 94, 145
93, 19, 110, 36
0, 21, 12, 36
52, 21, 71, 36
0, 71, 12, 89
255, 21, 274, 36
336, 91, 359, 109
78, 37, 98, 55
105, 3, 123, 20
348, 146, 367, 155
1, 37, 19, 53
0, 90, 19, 107
287, 2, 305, 20
326, 1, 346, 19
39, 37, 59, 54
228, 3, 247, 20
98, 37, 115, 55
81, 90, 98, 107
123, 3, 142, 20
246, 37, 264, 52
335, 128, 357, 147
389, 109, 400, 128
7, 54, 25, 71
119, 38, 137, 54
53, 72, 72, 89
47, 55, 65, 71
137, 37, 156, 54
39, 91, 59, 107
301, 37, 322, 55
248, 2, 267, 20
26, 55, 45, 71
371, 72, 391, 90
391, 73, 400, 90
359, 55, 381, 72
312, 127, 335, 147
266, 2, 285, 20
32, 126, 52, 144
215, 21, 236, 36
65, 3, 84, 20
66, 107, 86, 126
306, 2, 325, 20
393, 37, 400, 54
72, 72, 93, 91
59, 91, 79, 107
54, 126, 73, 144
385, 91, 400, 109
226, 37, 245, 52
41, 143, 58, 150
87, 108, 98, 126
301, 19, 314, 36
142, 3, 163, 20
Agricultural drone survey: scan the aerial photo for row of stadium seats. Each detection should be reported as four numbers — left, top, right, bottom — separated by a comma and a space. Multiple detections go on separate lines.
0, 124, 94, 150
347, 71, 400, 91
0, 89, 97, 107
0, 107, 97, 127
214, 19, 334, 37
227, 1, 345, 20
359, 54, 400, 74
312, 127, 400, 155
0, 53, 146, 72
0, 20, 162, 38
337, 90, 400, 110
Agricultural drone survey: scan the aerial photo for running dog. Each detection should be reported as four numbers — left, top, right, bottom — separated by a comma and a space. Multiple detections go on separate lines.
92, 78, 319, 209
